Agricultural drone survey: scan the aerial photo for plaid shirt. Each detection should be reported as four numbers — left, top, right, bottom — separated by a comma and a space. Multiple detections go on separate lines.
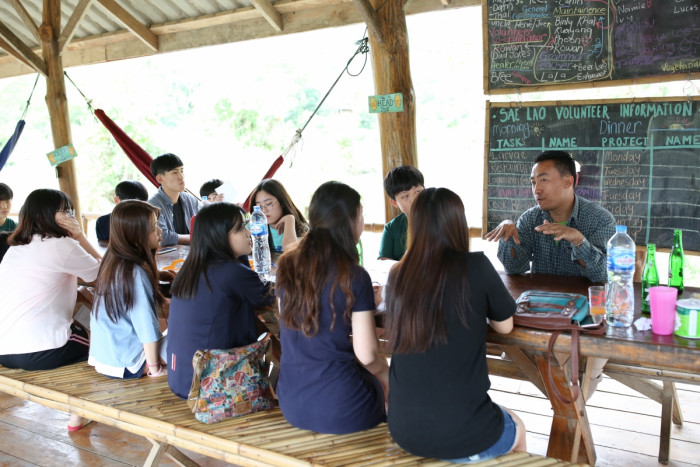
497, 196, 616, 282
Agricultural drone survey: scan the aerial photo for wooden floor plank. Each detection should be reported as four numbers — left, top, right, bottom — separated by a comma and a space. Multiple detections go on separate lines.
0, 397, 233, 467
489, 375, 700, 466
0, 451, 39, 466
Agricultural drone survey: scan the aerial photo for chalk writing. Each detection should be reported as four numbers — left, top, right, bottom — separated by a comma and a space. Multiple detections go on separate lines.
486, 0, 700, 90
486, 99, 700, 250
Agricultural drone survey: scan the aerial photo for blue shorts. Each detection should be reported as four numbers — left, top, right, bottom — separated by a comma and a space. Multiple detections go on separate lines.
442, 405, 517, 464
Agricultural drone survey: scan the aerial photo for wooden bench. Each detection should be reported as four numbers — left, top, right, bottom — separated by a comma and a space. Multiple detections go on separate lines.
0, 362, 586, 467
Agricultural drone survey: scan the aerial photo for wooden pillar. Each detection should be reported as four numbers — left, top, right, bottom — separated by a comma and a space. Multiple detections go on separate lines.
368, 0, 417, 222
39, 0, 82, 220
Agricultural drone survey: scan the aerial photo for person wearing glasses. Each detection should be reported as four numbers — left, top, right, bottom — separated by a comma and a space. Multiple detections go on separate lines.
0, 188, 102, 431
249, 179, 309, 253
166, 202, 274, 399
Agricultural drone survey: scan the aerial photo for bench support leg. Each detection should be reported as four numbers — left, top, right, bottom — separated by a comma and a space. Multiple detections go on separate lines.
146, 438, 199, 467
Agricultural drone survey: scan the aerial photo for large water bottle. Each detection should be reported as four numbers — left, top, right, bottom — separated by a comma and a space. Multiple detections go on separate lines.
250, 206, 271, 277
606, 225, 636, 327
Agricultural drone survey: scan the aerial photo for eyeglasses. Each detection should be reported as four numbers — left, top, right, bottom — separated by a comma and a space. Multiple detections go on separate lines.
62, 209, 75, 219
256, 200, 278, 212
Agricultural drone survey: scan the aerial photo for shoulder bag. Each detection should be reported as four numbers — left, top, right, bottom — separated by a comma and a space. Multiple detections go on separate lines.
187, 333, 276, 424
514, 290, 606, 403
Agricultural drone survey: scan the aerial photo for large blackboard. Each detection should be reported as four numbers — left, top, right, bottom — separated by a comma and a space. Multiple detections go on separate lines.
484, 97, 700, 251
485, 0, 700, 91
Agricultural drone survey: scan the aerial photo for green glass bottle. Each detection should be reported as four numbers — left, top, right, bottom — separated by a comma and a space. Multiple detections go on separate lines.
668, 229, 684, 295
641, 243, 659, 314
356, 238, 364, 267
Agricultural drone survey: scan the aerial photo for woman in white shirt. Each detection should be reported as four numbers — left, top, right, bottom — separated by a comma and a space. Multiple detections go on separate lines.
0, 188, 101, 431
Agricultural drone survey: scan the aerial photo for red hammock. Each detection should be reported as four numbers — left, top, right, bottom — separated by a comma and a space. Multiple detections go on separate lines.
95, 108, 284, 205
95, 109, 158, 187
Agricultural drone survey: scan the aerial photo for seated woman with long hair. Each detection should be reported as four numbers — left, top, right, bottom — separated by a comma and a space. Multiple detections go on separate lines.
167, 202, 274, 399
0, 188, 102, 431
275, 181, 388, 434
89, 201, 168, 379
384, 188, 526, 463
249, 179, 308, 253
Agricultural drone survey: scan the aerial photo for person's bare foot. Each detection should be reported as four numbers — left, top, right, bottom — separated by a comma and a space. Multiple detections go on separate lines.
67, 414, 90, 432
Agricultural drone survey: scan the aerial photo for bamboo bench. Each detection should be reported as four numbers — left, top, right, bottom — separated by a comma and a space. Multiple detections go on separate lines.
0, 362, 587, 467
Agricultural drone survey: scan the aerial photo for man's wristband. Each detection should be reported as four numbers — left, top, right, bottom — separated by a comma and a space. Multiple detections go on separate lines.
572, 237, 585, 248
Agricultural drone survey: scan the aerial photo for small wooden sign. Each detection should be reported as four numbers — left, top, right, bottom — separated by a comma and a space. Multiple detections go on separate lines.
46, 144, 77, 167
368, 93, 404, 113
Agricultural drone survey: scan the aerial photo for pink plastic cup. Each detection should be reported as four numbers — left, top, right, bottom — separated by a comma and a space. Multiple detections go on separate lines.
649, 286, 678, 335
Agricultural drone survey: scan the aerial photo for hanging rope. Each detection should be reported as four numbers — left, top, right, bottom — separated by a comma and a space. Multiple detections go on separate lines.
64, 71, 94, 114
296, 34, 370, 136
241, 33, 370, 209
20, 74, 40, 120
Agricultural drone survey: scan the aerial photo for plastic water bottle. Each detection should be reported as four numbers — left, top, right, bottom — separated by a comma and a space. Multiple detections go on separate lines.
250, 206, 271, 277
606, 225, 636, 327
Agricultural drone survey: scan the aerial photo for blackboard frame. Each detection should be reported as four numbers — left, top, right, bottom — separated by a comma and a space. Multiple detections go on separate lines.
482, 1, 700, 95
483, 96, 700, 253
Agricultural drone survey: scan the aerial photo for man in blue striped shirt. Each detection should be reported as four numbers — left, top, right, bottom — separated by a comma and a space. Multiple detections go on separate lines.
485, 151, 615, 283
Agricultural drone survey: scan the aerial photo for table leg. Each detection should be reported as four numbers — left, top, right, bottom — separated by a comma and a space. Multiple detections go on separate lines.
536, 353, 596, 465
659, 381, 675, 465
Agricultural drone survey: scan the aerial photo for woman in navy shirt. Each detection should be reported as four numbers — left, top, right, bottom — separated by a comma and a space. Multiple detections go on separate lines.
275, 181, 388, 434
167, 203, 273, 399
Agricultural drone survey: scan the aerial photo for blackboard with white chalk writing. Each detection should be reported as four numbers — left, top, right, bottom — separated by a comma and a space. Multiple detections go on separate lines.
484, 97, 700, 251
485, 0, 700, 91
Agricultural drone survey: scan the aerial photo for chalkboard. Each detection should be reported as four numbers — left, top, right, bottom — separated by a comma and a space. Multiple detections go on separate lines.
484, 0, 700, 92
484, 97, 700, 251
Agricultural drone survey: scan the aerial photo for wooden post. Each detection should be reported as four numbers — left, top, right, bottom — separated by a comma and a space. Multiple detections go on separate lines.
39, 0, 82, 221
368, 0, 417, 223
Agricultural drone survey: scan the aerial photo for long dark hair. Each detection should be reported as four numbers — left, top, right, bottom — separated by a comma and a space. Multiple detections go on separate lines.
93, 201, 164, 323
248, 179, 309, 238
171, 202, 247, 299
385, 188, 471, 353
8, 188, 74, 246
276, 181, 362, 337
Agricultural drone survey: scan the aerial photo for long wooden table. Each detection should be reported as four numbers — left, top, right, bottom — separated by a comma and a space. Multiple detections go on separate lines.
488, 274, 700, 465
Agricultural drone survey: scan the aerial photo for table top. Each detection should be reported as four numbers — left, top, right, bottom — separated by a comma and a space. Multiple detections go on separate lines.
95, 241, 190, 271
491, 273, 700, 373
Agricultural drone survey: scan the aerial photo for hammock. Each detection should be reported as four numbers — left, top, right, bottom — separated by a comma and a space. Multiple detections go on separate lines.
0, 74, 39, 172
0, 120, 26, 172
95, 108, 286, 205
95, 109, 158, 188
83, 36, 369, 205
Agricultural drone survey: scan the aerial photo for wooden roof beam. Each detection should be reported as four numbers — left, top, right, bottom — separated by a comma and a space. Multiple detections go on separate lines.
0, 36, 34, 71
10, 0, 40, 43
58, 0, 94, 54
352, 0, 383, 43
95, 0, 159, 51
249, 0, 283, 32
0, 21, 46, 75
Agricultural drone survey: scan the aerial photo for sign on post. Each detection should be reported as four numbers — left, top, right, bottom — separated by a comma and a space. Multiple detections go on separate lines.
46, 144, 77, 167
369, 93, 404, 113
